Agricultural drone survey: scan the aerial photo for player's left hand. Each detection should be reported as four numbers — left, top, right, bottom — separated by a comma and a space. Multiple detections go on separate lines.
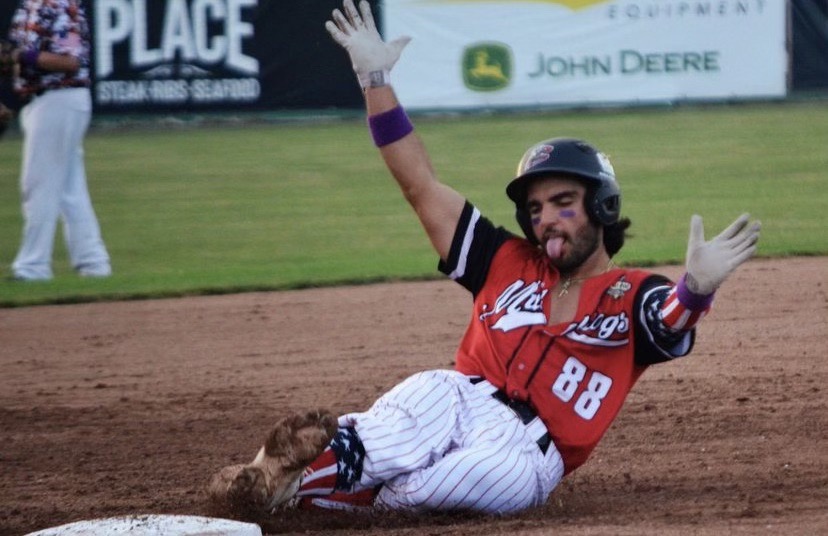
325, 0, 411, 89
684, 213, 761, 295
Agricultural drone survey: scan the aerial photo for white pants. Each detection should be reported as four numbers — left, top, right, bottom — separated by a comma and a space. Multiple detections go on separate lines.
339, 370, 565, 514
12, 87, 110, 280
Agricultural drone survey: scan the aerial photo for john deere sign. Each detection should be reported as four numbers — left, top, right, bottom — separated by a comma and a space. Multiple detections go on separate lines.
384, 0, 786, 110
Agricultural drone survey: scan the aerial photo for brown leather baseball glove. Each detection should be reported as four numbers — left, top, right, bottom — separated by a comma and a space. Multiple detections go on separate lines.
0, 39, 14, 79
0, 39, 15, 137
0, 102, 12, 139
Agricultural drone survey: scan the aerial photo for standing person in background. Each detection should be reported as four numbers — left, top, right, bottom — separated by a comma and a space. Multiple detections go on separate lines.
6, 0, 111, 281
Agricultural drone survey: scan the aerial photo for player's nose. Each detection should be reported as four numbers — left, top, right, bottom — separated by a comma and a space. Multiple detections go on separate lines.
535, 203, 561, 228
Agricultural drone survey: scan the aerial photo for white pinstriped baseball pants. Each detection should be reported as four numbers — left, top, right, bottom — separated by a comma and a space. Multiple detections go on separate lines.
338, 370, 565, 514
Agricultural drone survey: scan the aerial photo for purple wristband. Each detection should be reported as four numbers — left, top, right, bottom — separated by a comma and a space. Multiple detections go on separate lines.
18, 47, 39, 68
676, 273, 715, 311
368, 106, 413, 147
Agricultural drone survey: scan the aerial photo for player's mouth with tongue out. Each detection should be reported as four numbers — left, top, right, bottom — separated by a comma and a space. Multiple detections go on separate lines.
545, 234, 566, 260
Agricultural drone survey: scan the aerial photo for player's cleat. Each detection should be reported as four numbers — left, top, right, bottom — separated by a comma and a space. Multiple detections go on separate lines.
77, 264, 112, 278
207, 410, 337, 519
297, 487, 379, 511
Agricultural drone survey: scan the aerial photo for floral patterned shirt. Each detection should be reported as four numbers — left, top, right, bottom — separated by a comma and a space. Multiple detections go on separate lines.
8, 0, 91, 96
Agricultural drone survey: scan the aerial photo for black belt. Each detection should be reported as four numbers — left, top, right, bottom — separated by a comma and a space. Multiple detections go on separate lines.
471, 378, 551, 455
34, 83, 90, 97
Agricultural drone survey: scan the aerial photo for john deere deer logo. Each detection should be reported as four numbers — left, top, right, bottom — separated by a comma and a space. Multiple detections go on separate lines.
462, 43, 512, 92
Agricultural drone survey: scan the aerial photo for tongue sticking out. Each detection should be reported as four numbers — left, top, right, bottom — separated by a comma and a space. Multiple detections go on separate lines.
546, 237, 564, 260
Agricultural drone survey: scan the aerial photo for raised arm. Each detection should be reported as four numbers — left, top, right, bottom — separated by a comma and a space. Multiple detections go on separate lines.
667, 213, 761, 327
326, 0, 465, 261
635, 213, 760, 364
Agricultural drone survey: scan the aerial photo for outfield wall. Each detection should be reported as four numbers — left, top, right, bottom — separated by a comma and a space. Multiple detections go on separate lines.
1, 1, 827, 114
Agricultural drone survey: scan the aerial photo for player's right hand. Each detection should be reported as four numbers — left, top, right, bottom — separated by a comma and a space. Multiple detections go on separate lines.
325, 0, 411, 89
684, 213, 761, 295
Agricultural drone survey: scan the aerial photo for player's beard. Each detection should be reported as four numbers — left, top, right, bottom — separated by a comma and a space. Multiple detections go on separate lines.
547, 222, 602, 274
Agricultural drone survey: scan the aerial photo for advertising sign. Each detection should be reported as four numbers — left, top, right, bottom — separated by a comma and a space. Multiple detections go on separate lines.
93, 0, 261, 110
383, 0, 788, 110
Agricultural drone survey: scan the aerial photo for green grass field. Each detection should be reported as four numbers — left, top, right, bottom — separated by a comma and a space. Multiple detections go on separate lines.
1, 100, 826, 307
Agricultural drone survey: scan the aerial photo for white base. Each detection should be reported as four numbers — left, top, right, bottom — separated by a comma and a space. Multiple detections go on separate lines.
24, 514, 262, 536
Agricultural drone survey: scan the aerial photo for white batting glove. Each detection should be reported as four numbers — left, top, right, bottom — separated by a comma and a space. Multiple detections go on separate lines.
325, 0, 411, 89
684, 213, 761, 295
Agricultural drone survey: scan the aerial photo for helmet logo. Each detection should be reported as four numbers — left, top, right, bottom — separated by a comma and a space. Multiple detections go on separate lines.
524, 144, 555, 172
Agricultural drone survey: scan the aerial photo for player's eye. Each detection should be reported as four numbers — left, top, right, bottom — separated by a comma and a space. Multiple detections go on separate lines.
554, 193, 577, 207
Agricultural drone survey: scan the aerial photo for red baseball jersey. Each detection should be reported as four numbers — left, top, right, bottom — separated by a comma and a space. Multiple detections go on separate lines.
440, 203, 695, 474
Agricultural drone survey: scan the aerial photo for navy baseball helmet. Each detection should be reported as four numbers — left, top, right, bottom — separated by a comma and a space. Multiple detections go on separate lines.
506, 138, 621, 243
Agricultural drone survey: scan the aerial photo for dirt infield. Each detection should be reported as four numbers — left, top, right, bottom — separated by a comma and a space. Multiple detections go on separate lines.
1, 257, 826, 536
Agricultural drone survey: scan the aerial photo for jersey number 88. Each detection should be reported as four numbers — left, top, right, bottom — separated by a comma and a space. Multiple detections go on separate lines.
552, 356, 613, 420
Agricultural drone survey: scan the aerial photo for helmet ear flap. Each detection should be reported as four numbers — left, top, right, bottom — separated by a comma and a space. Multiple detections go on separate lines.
587, 183, 621, 226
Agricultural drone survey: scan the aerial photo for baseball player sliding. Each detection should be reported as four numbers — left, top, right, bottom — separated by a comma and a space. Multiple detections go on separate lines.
208, 0, 761, 518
